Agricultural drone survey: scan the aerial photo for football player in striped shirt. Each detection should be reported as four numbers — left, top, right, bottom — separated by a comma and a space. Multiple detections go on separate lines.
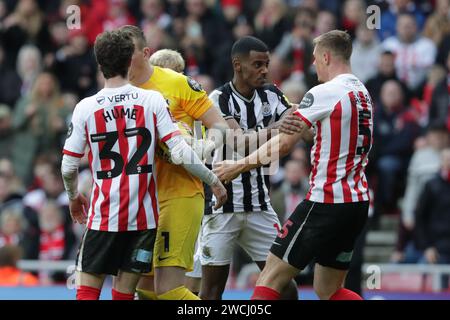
214, 30, 373, 300
120, 25, 229, 300
199, 36, 298, 300
61, 30, 226, 300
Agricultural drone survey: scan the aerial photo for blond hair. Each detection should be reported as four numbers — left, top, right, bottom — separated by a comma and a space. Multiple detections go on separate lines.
313, 30, 353, 62
149, 49, 185, 73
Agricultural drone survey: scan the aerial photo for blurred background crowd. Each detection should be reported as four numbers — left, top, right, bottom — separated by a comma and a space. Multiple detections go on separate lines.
0, 0, 449, 291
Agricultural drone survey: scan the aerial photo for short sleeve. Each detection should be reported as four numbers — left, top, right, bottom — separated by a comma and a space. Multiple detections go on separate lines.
62, 103, 87, 158
270, 84, 291, 120
154, 93, 181, 143
294, 86, 335, 127
178, 76, 213, 119
209, 89, 232, 120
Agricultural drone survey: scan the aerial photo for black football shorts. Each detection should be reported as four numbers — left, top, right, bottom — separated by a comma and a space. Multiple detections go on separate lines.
76, 229, 156, 276
270, 200, 369, 270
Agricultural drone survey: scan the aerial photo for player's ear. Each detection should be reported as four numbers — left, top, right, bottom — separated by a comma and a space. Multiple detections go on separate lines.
324, 51, 331, 66
232, 57, 241, 72
143, 47, 152, 59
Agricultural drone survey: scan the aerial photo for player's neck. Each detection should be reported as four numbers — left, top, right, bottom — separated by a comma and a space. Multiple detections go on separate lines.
131, 64, 154, 87
232, 77, 254, 99
326, 64, 352, 82
104, 76, 129, 88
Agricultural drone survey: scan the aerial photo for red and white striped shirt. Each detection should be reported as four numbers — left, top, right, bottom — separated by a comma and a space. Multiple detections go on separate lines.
294, 73, 373, 203
63, 84, 179, 232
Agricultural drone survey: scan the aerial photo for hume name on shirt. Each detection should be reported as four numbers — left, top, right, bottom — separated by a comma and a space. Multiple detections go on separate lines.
102, 107, 138, 123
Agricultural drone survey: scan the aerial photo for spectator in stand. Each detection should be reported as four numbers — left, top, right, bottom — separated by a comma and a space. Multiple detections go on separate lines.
415, 148, 450, 288
44, 20, 70, 69
429, 51, 450, 130
0, 245, 39, 286
0, 0, 51, 64
0, 45, 21, 106
411, 64, 447, 127
314, 10, 337, 38
271, 7, 315, 86
422, 0, 450, 48
392, 121, 449, 263
253, 0, 289, 50
0, 206, 39, 259
212, 7, 254, 85
0, 105, 14, 159
0, 164, 39, 260
221, 0, 242, 30
12, 72, 71, 185
271, 159, 309, 224
103, 0, 136, 31
37, 200, 76, 284
140, 0, 172, 32
52, 29, 97, 99
365, 50, 409, 103
382, 13, 437, 96
372, 80, 421, 223
15, 44, 42, 97
181, 0, 229, 77
340, 0, 366, 39
0, 207, 26, 247
379, 0, 426, 41
350, 24, 382, 84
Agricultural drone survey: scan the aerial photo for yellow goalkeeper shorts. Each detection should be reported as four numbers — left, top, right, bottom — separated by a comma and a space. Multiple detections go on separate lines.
145, 193, 204, 275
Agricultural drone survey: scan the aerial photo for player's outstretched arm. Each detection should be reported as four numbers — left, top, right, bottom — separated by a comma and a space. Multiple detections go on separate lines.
213, 131, 301, 184
198, 107, 230, 152
165, 135, 227, 209
279, 112, 314, 143
61, 155, 88, 224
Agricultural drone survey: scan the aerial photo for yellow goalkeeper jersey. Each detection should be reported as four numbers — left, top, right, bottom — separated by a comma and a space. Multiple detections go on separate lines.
139, 66, 212, 201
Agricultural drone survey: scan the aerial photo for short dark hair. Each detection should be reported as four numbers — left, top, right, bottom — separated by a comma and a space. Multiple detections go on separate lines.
231, 36, 269, 59
313, 30, 352, 62
94, 30, 134, 79
119, 25, 146, 50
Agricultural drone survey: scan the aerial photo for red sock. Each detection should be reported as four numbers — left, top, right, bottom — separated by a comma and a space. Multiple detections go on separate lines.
330, 288, 363, 300
112, 289, 135, 300
76, 286, 101, 300
251, 286, 281, 300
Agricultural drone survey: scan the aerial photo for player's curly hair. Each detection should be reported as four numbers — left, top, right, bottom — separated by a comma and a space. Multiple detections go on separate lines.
94, 30, 134, 79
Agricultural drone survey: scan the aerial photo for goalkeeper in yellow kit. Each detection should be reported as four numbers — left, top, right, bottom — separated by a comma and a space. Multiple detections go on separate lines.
119, 25, 229, 300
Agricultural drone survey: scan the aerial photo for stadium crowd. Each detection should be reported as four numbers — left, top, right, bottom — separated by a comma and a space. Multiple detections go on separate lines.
0, 0, 449, 289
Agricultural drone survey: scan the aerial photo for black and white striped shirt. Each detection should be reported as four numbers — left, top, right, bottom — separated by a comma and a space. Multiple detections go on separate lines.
210, 82, 291, 213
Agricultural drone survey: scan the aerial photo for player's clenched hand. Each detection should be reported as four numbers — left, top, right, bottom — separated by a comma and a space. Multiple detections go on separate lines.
69, 194, 89, 224
213, 160, 242, 185
280, 114, 305, 135
211, 180, 227, 210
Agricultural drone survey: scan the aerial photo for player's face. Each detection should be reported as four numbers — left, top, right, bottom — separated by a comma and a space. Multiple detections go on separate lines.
240, 50, 269, 88
313, 47, 328, 83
